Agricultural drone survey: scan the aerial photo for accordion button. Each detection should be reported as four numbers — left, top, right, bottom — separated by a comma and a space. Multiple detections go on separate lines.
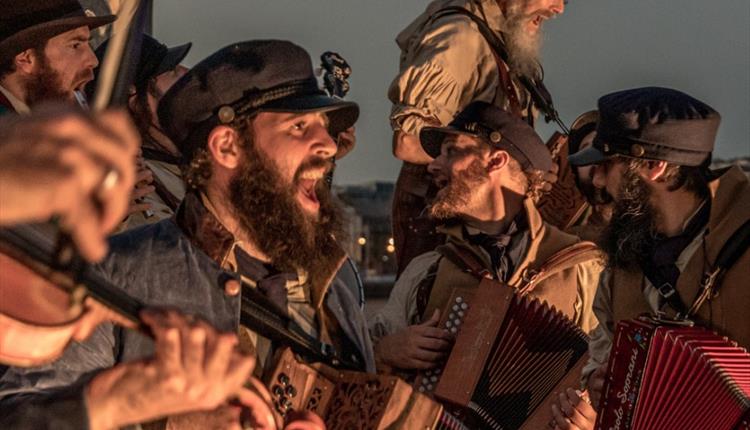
461, 303, 468, 310
449, 313, 456, 319
452, 304, 459, 311
286, 386, 297, 397
430, 376, 438, 382
445, 321, 452, 328
458, 310, 465, 317
427, 384, 434, 390
454, 320, 461, 326
278, 373, 290, 386
419, 386, 426, 392
273, 385, 284, 396
434, 368, 442, 374
450, 327, 458, 333
456, 297, 463, 303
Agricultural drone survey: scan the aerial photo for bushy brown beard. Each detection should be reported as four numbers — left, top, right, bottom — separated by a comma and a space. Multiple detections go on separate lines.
504, 3, 544, 78
429, 159, 489, 219
229, 135, 346, 288
600, 167, 658, 272
25, 53, 69, 107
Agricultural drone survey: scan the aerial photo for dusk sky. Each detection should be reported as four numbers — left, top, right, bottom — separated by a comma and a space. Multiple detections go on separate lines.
153, 1, 750, 185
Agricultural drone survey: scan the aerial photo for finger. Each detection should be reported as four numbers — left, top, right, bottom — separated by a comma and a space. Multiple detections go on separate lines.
224, 351, 255, 391
182, 323, 207, 382
414, 336, 452, 352
420, 309, 440, 327
131, 184, 156, 200
557, 392, 575, 418
204, 332, 238, 380
141, 309, 183, 375
571, 389, 597, 422
97, 110, 140, 155
410, 347, 447, 363
135, 168, 153, 185
235, 387, 278, 430
126, 201, 153, 216
66, 197, 109, 262
416, 326, 454, 341
550, 403, 573, 429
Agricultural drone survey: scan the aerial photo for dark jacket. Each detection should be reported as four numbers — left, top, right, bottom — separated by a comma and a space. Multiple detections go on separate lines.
0, 194, 374, 429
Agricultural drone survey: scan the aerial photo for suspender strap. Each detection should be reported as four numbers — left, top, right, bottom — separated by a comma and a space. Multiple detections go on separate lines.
431, 7, 567, 132
688, 219, 750, 316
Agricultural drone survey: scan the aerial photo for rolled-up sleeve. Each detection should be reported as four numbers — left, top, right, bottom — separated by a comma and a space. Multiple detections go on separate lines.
388, 16, 499, 135
582, 268, 615, 387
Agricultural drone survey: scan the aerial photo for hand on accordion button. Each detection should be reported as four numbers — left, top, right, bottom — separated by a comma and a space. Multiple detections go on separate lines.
549, 388, 597, 430
374, 309, 454, 370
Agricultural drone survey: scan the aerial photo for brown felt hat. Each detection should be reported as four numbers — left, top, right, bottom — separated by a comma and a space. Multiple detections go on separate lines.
0, 0, 116, 64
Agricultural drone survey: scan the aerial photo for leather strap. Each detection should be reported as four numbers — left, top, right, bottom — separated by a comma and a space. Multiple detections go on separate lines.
518, 241, 601, 295
689, 218, 750, 316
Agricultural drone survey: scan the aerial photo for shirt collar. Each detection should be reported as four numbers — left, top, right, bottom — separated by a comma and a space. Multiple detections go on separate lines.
0, 84, 30, 114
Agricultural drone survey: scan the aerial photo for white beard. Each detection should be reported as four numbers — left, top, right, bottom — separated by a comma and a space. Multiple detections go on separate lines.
503, 3, 543, 79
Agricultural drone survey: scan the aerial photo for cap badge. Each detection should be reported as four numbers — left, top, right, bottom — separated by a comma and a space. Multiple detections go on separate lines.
464, 122, 478, 132
218, 105, 236, 124
489, 131, 502, 143
84, 9, 96, 18
631, 144, 645, 157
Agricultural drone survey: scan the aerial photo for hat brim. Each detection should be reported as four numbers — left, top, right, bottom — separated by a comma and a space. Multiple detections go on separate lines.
261, 95, 359, 158
154, 42, 192, 77
420, 126, 478, 159
0, 15, 116, 62
568, 145, 607, 167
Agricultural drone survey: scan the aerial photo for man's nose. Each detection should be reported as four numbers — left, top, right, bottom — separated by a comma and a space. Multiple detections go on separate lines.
591, 163, 607, 189
84, 45, 99, 69
311, 123, 337, 159
551, 0, 565, 15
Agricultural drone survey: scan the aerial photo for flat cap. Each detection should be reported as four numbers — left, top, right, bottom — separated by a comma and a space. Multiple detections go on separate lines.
569, 87, 720, 167
157, 40, 359, 161
420, 101, 552, 172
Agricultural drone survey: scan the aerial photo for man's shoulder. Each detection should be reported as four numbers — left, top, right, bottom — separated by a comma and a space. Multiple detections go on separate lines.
395, 250, 443, 288
536, 221, 605, 271
109, 218, 182, 252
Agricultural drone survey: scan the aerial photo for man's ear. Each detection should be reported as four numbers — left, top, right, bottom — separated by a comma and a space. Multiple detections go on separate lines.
487, 149, 510, 173
14, 49, 37, 74
206, 125, 242, 170
644, 160, 669, 181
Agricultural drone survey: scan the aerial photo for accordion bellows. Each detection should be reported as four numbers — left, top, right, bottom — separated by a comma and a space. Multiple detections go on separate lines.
417, 278, 590, 429
597, 318, 750, 430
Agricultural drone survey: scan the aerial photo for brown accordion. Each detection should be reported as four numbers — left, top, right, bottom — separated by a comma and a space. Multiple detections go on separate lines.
416, 278, 589, 429
596, 317, 750, 430
537, 132, 589, 230
264, 348, 469, 429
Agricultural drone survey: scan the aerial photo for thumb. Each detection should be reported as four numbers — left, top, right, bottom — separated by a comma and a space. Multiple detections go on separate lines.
421, 309, 440, 327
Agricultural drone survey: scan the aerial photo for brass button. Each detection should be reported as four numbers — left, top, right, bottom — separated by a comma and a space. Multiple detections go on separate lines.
631, 144, 645, 157
489, 131, 502, 143
224, 279, 241, 296
218, 105, 235, 124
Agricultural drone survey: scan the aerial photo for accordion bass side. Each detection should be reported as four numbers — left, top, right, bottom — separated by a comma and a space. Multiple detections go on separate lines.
416, 278, 590, 430
596, 318, 750, 430
264, 348, 469, 430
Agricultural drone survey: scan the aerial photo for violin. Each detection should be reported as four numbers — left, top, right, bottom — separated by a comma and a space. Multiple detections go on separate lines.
0, 2, 288, 429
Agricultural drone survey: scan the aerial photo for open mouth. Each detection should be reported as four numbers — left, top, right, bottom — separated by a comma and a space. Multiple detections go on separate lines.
296, 169, 326, 213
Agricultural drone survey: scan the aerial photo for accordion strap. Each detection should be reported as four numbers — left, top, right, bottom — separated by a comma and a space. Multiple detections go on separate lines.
518, 241, 602, 295
688, 218, 750, 316
437, 240, 601, 296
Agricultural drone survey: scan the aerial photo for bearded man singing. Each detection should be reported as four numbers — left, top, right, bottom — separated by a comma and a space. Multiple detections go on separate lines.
370, 102, 603, 373
560, 88, 750, 425
388, 0, 566, 275
0, 1, 111, 115
0, 40, 374, 429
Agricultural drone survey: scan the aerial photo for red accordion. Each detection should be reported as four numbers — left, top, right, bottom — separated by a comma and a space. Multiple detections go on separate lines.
416, 278, 590, 429
596, 317, 750, 430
